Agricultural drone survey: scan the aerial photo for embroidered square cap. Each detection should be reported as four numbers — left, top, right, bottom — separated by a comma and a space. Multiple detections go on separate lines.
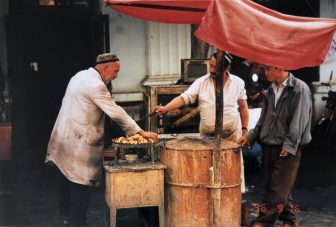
96, 53, 119, 64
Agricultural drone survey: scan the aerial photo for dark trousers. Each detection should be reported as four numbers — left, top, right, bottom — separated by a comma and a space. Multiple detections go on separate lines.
254, 145, 302, 226
58, 170, 91, 226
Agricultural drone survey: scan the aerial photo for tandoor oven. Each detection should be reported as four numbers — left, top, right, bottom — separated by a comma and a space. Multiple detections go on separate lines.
144, 85, 200, 134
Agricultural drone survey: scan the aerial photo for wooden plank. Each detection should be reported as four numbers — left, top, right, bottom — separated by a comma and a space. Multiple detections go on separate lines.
171, 106, 200, 127
110, 170, 163, 207
104, 162, 167, 173
105, 167, 164, 208
211, 50, 225, 227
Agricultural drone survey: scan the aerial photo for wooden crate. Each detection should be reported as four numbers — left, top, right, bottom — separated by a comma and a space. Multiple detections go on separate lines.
104, 162, 166, 227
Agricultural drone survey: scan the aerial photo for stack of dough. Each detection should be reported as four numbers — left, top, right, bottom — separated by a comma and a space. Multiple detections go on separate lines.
112, 134, 155, 144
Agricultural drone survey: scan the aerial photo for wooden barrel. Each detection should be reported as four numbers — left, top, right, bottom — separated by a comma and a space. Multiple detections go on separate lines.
160, 138, 241, 227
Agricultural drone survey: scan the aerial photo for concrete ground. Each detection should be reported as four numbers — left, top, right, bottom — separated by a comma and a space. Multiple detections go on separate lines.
1, 143, 336, 227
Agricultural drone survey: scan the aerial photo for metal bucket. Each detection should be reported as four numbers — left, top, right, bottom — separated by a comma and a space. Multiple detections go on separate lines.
160, 138, 241, 227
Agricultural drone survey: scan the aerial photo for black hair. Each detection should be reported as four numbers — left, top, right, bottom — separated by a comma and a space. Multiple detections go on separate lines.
210, 52, 233, 67
210, 52, 217, 59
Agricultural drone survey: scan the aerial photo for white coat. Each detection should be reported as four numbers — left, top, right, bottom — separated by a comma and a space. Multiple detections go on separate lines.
46, 68, 141, 186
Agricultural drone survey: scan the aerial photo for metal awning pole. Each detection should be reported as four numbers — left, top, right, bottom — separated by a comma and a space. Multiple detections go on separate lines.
210, 50, 225, 226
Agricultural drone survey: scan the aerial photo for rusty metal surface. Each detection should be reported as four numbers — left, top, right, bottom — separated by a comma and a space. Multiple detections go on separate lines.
160, 139, 241, 227
164, 138, 240, 151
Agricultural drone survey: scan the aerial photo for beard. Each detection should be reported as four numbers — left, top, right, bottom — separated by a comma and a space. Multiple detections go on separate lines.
210, 72, 217, 79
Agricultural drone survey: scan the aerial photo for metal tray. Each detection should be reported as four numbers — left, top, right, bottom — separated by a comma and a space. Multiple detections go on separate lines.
110, 141, 163, 149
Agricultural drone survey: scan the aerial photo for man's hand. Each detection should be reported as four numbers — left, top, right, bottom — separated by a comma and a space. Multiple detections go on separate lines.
153, 96, 185, 116
242, 129, 248, 137
251, 92, 261, 101
153, 105, 168, 116
238, 136, 248, 147
138, 130, 158, 142
279, 150, 289, 157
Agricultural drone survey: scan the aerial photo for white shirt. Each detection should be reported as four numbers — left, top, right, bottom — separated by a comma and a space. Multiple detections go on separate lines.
272, 77, 288, 107
180, 73, 247, 135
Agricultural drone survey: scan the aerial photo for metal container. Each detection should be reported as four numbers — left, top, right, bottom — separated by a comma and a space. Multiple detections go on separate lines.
160, 138, 241, 227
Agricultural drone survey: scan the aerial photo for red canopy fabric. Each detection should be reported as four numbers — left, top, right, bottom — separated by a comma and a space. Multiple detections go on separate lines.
104, 0, 210, 24
195, 0, 336, 70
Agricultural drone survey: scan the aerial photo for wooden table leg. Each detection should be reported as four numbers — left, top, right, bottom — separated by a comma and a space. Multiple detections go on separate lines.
159, 205, 165, 227
114, 148, 120, 166
151, 146, 154, 165
109, 207, 117, 227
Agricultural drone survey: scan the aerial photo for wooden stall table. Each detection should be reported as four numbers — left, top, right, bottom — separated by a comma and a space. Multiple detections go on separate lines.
104, 142, 166, 227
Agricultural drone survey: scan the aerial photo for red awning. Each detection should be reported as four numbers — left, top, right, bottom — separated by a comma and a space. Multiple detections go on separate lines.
195, 0, 336, 70
104, 0, 210, 24
104, 0, 336, 69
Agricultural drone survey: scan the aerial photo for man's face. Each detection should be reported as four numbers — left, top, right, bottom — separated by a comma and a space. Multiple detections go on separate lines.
209, 56, 217, 78
264, 66, 281, 82
104, 61, 120, 81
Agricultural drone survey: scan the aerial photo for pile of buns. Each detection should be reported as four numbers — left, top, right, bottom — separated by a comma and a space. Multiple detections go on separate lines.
112, 134, 155, 144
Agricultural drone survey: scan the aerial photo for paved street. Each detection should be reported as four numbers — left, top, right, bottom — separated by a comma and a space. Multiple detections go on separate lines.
1, 144, 336, 227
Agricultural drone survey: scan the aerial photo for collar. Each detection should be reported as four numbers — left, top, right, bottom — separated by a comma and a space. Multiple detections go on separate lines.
226, 72, 232, 82
90, 67, 109, 86
271, 73, 294, 89
286, 73, 295, 87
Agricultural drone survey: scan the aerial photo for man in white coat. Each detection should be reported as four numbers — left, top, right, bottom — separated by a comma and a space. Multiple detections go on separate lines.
46, 53, 157, 226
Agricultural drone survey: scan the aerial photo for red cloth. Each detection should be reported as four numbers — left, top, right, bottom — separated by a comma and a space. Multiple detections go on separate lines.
104, 0, 210, 24
195, 0, 336, 70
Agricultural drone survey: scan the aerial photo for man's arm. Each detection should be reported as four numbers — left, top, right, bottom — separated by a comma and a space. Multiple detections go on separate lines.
238, 99, 249, 136
153, 96, 185, 115
137, 130, 158, 141
282, 85, 312, 155
239, 94, 268, 146
90, 84, 142, 136
154, 77, 202, 115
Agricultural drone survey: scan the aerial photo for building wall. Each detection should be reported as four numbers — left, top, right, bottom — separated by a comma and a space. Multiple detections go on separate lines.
0, 1, 190, 100
312, 0, 336, 125
320, 0, 336, 82
101, 5, 191, 97
101, 6, 147, 94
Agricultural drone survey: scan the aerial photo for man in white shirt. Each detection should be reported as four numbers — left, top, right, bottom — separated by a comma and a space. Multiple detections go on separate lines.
154, 52, 249, 193
154, 52, 249, 141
